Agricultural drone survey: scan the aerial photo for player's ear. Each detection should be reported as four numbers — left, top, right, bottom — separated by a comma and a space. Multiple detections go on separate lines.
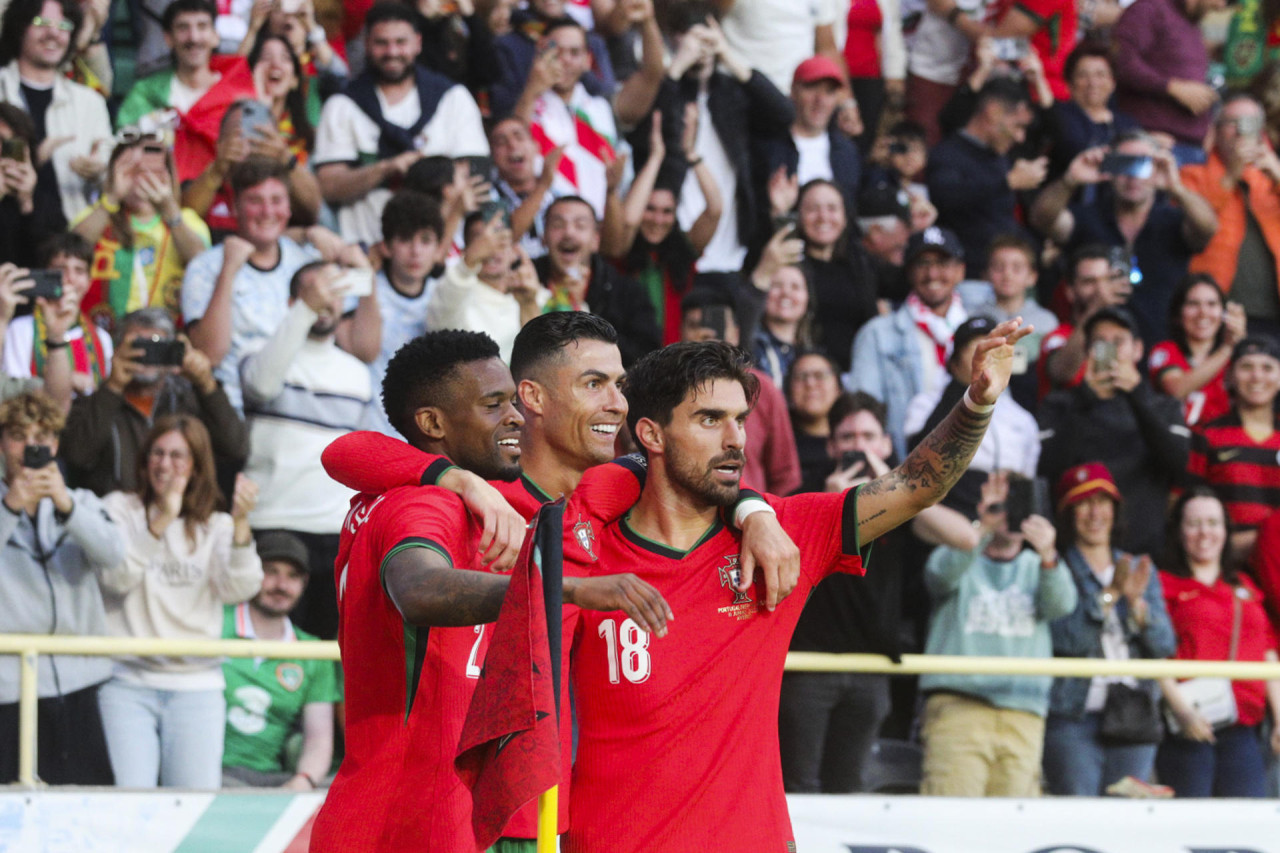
634, 417, 663, 455
414, 407, 447, 441
518, 378, 544, 415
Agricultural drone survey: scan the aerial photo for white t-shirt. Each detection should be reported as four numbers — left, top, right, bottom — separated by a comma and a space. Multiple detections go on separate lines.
530, 84, 617, 218
367, 270, 435, 436
312, 84, 489, 246
2, 316, 114, 388
677, 89, 746, 274
169, 74, 217, 114
907, 0, 992, 86
794, 131, 834, 186
720, 0, 840, 92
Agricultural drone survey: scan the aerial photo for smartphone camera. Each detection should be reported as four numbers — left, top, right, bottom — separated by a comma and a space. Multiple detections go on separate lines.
1, 137, 26, 162
1099, 152, 1154, 180
133, 335, 186, 367
22, 444, 52, 469
1090, 339, 1117, 373
23, 269, 64, 301
840, 450, 868, 472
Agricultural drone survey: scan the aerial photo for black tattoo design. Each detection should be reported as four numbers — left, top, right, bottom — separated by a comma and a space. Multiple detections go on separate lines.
862, 401, 992, 501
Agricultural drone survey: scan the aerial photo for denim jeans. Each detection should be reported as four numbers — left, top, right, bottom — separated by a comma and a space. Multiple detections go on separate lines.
1156, 724, 1268, 797
778, 672, 891, 793
1042, 712, 1157, 795
97, 680, 226, 789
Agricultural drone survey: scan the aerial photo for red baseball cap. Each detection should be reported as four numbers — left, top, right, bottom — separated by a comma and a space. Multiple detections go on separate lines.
1054, 462, 1123, 513
792, 56, 844, 87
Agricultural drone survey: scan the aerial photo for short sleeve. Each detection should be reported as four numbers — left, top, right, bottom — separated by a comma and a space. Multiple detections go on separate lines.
775, 489, 866, 585
181, 246, 224, 324
312, 94, 364, 167
369, 487, 474, 575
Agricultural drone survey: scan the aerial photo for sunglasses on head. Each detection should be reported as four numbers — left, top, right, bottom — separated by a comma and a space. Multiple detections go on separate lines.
115, 128, 166, 147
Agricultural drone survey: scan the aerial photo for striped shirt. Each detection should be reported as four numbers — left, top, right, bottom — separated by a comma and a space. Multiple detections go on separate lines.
1187, 410, 1280, 530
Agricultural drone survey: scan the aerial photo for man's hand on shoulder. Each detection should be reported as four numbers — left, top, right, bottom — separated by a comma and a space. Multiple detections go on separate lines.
565, 574, 672, 637
439, 468, 527, 571
737, 508, 800, 612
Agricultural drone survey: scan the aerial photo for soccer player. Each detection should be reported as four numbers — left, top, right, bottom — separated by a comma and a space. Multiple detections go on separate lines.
321, 313, 800, 849
564, 320, 1030, 852
308, 330, 673, 853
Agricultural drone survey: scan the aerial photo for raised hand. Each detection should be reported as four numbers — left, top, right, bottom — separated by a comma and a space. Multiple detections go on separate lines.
968, 318, 1034, 405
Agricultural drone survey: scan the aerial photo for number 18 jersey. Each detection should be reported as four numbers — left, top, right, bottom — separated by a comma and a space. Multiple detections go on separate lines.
566, 489, 865, 853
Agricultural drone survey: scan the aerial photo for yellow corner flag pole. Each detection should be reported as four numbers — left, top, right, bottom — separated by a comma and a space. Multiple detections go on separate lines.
538, 500, 565, 852
537, 786, 558, 852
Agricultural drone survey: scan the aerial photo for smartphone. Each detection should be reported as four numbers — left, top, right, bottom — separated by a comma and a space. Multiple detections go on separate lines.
1230, 113, 1265, 139
333, 267, 374, 298
458, 155, 493, 181
132, 335, 185, 367
1090, 339, 1117, 373
22, 445, 52, 469
237, 100, 274, 140
23, 269, 63, 300
539, 38, 558, 58
1100, 152, 1154, 180
772, 211, 799, 235
701, 304, 729, 340
278, 0, 303, 12
1, 137, 26, 162
840, 450, 868, 472
1006, 476, 1050, 529
478, 200, 510, 227
991, 37, 1029, 61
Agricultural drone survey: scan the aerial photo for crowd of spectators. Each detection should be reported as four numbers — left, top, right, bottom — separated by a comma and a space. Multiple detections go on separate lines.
1, 0, 1279, 802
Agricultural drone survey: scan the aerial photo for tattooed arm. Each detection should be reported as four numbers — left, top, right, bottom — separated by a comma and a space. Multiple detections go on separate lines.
854, 318, 1033, 543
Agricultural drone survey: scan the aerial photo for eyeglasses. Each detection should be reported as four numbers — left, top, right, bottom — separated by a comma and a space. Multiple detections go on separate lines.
794, 370, 836, 383
149, 447, 191, 463
30, 16, 74, 32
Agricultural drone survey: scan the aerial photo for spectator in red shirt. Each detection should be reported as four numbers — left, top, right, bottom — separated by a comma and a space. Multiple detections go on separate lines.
1149, 274, 1246, 428
1157, 486, 1280, 797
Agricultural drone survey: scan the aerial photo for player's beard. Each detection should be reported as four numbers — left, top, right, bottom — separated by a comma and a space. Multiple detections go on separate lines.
665, 441, 741, 508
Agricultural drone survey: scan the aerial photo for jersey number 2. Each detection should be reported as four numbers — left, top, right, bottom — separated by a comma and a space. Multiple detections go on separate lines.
598, 618, 650, 684
465, 625, 485, 679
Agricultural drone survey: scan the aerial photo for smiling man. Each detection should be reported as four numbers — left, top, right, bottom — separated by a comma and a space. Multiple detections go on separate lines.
310, 327, 675, 853
564, 320, 1029, 853
181, 156, 371, 412
849, 226, 970, 458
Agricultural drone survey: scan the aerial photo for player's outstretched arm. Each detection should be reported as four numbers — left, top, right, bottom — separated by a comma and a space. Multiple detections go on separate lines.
565, 575, 673, 638
855, 318, 1032, 543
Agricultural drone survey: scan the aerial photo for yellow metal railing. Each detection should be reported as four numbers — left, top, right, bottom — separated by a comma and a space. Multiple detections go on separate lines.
5, 634, 1280, 788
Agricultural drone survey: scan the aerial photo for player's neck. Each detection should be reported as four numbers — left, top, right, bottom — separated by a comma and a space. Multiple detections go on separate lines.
628, 472, 721, 552
248, 605, 288, 641
519, 438, 584, 502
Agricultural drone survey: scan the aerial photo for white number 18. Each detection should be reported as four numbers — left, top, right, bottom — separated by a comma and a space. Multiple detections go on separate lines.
598, 618, 651, 684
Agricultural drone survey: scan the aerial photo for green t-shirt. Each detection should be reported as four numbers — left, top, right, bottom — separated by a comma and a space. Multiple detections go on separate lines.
221, 603, 342, 774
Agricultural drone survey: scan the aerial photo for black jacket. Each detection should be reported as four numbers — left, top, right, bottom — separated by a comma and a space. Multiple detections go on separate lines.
61, 376, 249, 496
533, 253, 661, 367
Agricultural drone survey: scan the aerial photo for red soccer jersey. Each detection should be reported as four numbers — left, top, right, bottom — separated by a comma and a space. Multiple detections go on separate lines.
1148, 340, 1230, 427
565, 490, 865, 853
310, 485, 490, 853
1188, 412, 1280, 530
1037, 322, 1085, 399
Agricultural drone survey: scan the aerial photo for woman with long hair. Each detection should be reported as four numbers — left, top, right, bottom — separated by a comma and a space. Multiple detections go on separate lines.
1156, 487, 1280, 796
1041, 462, 1176, 795
249, 32, 317, 162
97, 415, 263, 788
71, 131, 211, 333
752, 264, 817, 388
786, 350, 843, 494
1148, 274, 1245, 427
794, 179, 880, 374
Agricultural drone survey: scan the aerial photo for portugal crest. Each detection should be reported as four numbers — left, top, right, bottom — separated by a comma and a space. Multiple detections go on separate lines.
573, 515, 598, 561
718, 555, 752, 605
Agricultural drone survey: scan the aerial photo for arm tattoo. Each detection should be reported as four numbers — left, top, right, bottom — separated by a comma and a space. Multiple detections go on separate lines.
861, 400, 992, 502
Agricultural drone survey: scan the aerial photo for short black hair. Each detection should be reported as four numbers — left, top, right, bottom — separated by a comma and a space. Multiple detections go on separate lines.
546, 195, 598, 226
364, 1, 418, 31
38, 232, 92, 267
230, 155, 291, 196
403, 156, 455, 199
288, 260, 329, 300
623, 341, 760, 440
680, 288, 736, 317
665, 0, 719, 34
510, 311, 618, 383
976, 77, 1031, 112
382, 330, 502, 443
827, 390, 887, 435
0, 0, 82, 66
543, 15, 584, 40
381, 190, 445, 243
162, 0, 216, 31
1068, 243, 1116, 281
887, 119, 926, 145
1063, 39, 1111, 82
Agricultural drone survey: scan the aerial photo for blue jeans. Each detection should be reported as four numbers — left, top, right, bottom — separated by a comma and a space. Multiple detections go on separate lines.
1156, 724, 1268, 797
97, 680, 225, 789
1042, 712, 1157, 795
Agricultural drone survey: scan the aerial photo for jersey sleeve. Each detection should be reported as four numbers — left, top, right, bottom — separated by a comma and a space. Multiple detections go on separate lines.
370, 488, 474, 587
567, 454, 647, 523
322, 431, 454, 494
774, 488, 866, 586
1148, 341, 1185, 385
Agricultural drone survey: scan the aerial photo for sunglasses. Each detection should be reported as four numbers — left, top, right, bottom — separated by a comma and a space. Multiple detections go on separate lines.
30, 15, 74, 32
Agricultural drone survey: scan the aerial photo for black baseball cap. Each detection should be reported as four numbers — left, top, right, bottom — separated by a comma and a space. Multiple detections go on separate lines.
905, 226, 964, 267
255, 531, 311, 574
949, 315, 997, 362
1084, 305, 1139, 339
858, 181, 911, 223
1231, 335, 1280, 366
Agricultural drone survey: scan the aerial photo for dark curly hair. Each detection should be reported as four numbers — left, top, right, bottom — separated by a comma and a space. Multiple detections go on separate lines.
623, 341, 760, 442
510, 311, 618, 383
382, 330, 501, 443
